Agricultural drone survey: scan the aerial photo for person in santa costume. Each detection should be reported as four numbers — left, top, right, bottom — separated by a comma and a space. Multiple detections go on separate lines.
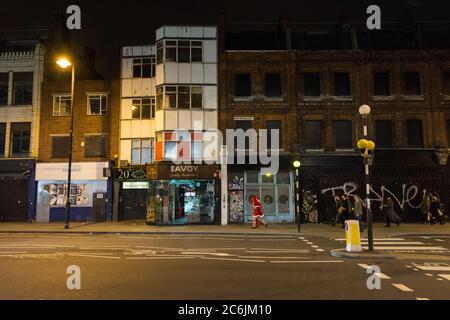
251, 195, 268, 228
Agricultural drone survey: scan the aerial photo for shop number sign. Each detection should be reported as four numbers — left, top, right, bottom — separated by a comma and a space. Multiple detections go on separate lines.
116, 168, 146, 180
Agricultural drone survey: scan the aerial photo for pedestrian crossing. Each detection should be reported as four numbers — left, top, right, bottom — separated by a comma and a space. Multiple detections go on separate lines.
334, 237, 449, 253
408, 262, 450, 282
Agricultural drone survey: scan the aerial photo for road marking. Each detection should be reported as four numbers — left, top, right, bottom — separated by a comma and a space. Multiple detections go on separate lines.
421, 237, 431, 239
250, 239, 296, 242
126, 256, 196, 260
357, 264, 391, 279
437, 274, 450, 280
238, 256, 309, 259
271, 260, 344, 264
362, 246, 447, 251
181, 252, 231, 257
336, 238, 405, 241
416, 298, 430, 300
360, 242, 424, 245
32, 244, 76, 248
416, 266, 450, 271
246, 250, 309, 253
316, 249, 325, 252
298, 237, 305, 240
393, 284, 414, 292
203, 237, 244, 241
424, 273, 433, 277
306, 242, 314, 245
434, 239, 445, 242
67, 254, 121, 260
201, 257, 266, 263
311, 245, 319, 248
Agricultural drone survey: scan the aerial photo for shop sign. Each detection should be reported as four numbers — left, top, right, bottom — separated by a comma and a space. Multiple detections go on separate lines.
170, 165, 199, 178
123, 182, 150, 189
115, 168, 146, 180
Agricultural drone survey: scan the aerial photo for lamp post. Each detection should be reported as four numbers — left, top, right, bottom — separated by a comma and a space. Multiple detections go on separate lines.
293, 160, 301, 233
56, 57, 75, 229
358, 104, 374, 251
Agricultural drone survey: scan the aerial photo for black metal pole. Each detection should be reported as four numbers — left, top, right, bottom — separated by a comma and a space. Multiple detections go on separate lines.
295, 168, 301, 233
362, 116, 374, 251
64, 64, 75, 229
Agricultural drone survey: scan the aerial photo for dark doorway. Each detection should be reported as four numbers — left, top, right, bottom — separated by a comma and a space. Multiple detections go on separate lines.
0, 179, 28, 221
93, 192, 107, 222
120, 189, 147, 220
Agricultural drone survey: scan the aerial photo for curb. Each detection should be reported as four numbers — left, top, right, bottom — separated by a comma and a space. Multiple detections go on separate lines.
330, 249, 395, 259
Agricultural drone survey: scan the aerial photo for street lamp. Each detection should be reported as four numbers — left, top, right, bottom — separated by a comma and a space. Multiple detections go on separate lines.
358, 104, 375, 251
56, 57, 75, 229
293, 160, 301, 233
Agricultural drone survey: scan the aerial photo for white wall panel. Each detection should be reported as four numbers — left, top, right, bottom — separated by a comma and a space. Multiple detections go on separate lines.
131, 120, 142, 138
178, 110, 191, 130
203, 27, 217, 38
204, 111, 218, 130
156, 28, 164, 41
203, 40, 217, 63
155, 110, 164, 132
122, 47, 133, 57
191, 64, 203, 83
190, 27, 203, 38
120, 120, 132, 138
132, 78, 142, 96
165, 110, 178, 130
165, 63, 178, 83
121, 59, 133, 78
204, 63, 217, 84
204, 86, 217, 109
121, 79, 132, 97
156, 64, 164, 86
178, 63, 190, 83
142, 46, 154, 56
121, 99, 132, 119
141, 120, 152, 137
191, 110, 203, 130
142, 78, 153, 96
133, 46, 143, 56
149, 120, 156, 138
120, 140, 132, 162
177, 26, 190, 38
165, 26, 178, 38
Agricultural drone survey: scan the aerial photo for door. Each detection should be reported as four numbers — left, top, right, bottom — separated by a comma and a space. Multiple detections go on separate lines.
120, 189, 147, 220
0, 179, 28, 221
93, 192, 107, 222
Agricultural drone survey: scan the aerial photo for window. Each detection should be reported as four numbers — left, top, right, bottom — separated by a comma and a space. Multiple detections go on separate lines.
0, 123, 5, 157
13, 72, 33, 105
265, 74, 281, 97
334, 120, 353, 149
156, 41, 164, 64
165, 41, 177, 62
235, 73, 251, 97
157, 40, 203, 63
131, 139, 154, 165
87, 94, 108, 115
131, 98, 154, 119
303, 73, 321, 97
303, 121, 322, 149
53, 95, 72, 116
373, 72, 390, 96
191, 41, 203, 62
443, 72, 450, 96
266, 120, 282, 149
10, 122, 30, 157
133, 58, 155, 78
178, 41, 190, 63
404, 72, 421, 95
375, 120, 393, 148
235, 120, 252, 150
162, 132, 203, 161
447, 120, 450, 146
334, 72, 351, 96
406, 120, 424, 148
85, 135, 107, 157
52, 136, 70, 158
156, 86, 202, 109
0, 73, 8, 105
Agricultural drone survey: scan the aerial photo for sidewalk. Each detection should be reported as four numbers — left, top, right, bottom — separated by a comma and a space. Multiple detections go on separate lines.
0, 221, 448, 238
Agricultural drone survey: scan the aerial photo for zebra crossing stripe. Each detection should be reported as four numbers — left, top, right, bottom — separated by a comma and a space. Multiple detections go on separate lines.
438, 274, 450, 280
362, 246, 447, 251
393, 284, 414, 292
416, 266, 450, 271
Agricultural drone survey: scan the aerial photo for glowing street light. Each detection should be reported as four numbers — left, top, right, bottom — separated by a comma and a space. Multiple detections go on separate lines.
56, 57, 72, 69
292, 159, 302, 233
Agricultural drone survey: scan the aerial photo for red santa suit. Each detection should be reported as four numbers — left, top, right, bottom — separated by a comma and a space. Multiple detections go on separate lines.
252, 196, 264, 217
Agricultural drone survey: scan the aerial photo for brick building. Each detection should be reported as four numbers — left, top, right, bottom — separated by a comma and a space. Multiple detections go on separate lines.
35, 76, 120, 222
218, 16, 450, 224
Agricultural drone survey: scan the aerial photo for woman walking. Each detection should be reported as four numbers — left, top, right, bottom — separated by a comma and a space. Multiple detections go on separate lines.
381, 195, 401, 227
353, 194, 365, 232
251, 195, 268, 229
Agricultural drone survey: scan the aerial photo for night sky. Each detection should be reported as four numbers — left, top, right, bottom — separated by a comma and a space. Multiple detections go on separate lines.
1, 0, 449, 78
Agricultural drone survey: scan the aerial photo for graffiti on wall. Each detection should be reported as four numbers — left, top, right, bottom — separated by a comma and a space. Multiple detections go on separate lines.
320, 182, 426, 211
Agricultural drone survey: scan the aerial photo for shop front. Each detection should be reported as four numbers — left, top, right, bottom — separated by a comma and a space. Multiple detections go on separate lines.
35, 162, 110, 222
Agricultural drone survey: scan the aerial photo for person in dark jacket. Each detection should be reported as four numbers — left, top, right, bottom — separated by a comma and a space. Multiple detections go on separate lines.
429, 192, 445, 225
381, 196, 401, 227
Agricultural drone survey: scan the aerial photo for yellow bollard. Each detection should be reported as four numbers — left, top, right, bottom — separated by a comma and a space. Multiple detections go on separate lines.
345, 220, 362, 252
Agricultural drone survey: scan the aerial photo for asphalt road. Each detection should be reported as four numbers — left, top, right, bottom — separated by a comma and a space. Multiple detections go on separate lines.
0, 232, 449, 300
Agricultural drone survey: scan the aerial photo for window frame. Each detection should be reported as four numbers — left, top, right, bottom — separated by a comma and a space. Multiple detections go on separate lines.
10, 122, 31, 158
52, 94, 72, 117
87, 93, 108, 116
131, 138, 154, 165
264, 73, 282, 98
131, 97, 155, 119
0, 73, 9, 106
12, 72, 33, 106
84, 134, 108, 158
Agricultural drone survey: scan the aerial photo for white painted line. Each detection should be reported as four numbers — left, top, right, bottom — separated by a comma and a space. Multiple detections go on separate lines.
405, 265, 412, 268
437, 278, 444, 281
437, 274, 450, 280
360, 242, 424, 245
357, 264, 391, 279
413, 268, 419, 271
249, 248, 310, 251
316, 249, 325, 252
416, 266, 450, 271
246, 250, 309, 254
416, 298, 430, 300
238, 256, 309, 259
424, 274, 433, 277
393, 284, 414, 292
298, 237, 305, 240
434, 239, 445, 242
203, 237, 244, 241
336, 238, 405, 241
126, 257, 196, 260
32, 244, 76, 248
181, 252, 231, 257
306, 242, 314, 245
250, 239, 296, 242
311, 245, 319, 248
362, 246, 447, 251
0, 251, 28, 254
201, 257, 266, 263
271, 260, 344, 264
421, 237, 431, 239
67, 254, 121, 260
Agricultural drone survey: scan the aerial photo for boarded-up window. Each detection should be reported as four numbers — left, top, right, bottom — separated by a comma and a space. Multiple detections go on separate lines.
265, 74, 281, 97
13, 72, 33, 105
334, 73, 351, 96
303, 73, 321, 96
234, 120, 252, 150
373, 72, 390, 96
235, 73, 251, 97
406, 120, 423, 148
303, 121, 321, 149
334, 120, 352, 149
85, 135, 107, 157
0, 73, 8, 105
404, 72, 421, 95
52, 136, 70, 158
375, 120, 393, 148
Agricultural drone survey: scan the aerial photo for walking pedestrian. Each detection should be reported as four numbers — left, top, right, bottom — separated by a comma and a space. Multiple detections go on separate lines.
332, 195, 342, 227
421, 191, 431, 224
380, 195, 401, 227
339, 194, 350, 228
353, 194, 365, 232
251, 195, 268, 229
429, 192, 445, 225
